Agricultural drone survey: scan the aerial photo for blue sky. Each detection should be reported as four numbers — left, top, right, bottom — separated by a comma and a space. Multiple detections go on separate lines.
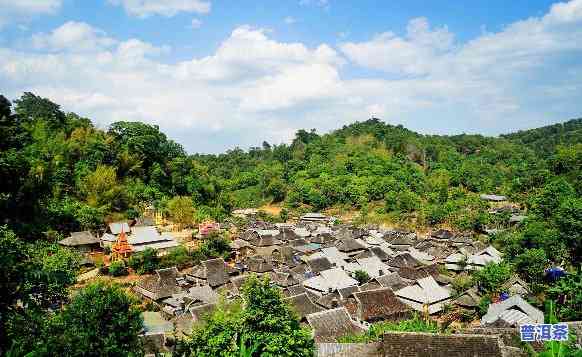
1, 0, 581, 153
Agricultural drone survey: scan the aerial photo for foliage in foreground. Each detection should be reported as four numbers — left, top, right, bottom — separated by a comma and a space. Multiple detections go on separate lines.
175, 275, 314, 357
33, 281, 144, 356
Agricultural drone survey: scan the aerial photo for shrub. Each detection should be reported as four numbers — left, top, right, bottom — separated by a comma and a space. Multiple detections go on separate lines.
108, 260, 128, 277
353, 270, 370, 285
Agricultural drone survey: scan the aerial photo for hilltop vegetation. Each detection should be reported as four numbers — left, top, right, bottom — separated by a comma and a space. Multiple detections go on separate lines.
1, 93, 581, 261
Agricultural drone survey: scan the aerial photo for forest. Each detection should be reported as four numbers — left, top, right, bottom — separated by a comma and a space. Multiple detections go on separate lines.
1, 92, 581, 355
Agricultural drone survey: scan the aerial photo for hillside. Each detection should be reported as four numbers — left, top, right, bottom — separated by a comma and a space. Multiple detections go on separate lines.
501, 118, 582, 154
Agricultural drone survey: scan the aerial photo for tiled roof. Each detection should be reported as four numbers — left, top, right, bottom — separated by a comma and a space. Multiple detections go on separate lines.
306, 307, 365, 342
58, 231, 100, 246
134, 267, 182, 300
353, 288, 411, 322
285, 293, 323, 319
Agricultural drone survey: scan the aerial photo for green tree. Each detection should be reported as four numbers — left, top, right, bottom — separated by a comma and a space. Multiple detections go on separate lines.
472, 262, 513, 294
514, 248, 548, 283
178, 275, 314, 356
547, 270, 582, 321
35, 281, 144, 356
167, 196, 195, 228
554, 197, 582, 262
81, 165, 124, 210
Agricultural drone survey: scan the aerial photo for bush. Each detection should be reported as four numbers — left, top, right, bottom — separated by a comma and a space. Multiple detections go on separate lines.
472, 262, 513, 294
353, 270, 370, 285
108, 260, 128, 277
160, 246, 191, 269
128, 247, 159, 275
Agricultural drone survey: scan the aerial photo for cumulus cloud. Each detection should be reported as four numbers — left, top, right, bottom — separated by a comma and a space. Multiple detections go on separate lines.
108, 0, 211, 18
284, 16, 297, 25
0, 0, 62, 27
32, 21, 117, 52
340, 17, 454, 76
1, 1, 582, 153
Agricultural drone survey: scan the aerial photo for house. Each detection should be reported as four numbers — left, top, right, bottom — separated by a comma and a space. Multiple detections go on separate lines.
336, 237, 367, 257
242, 229, 282, 247
387, 252, 422, 270
353, 288, 411, 322
344, 256, 390, 279
431, 229, 454, 240
186, 285, 219, 305
230, 239, 255, 260
134, 267, 182, 301
270, 269, 299, 288
481, 295, 544, 327
300, 213, 329, 224
187, 258, 229, 287
198, 221, 220, 237
303, 268, 358, 294
311, 247, 349, 268
480, 194, 508, 202
307, 256, 333, 273
397, 264, 439, 281
453, 287, 482, 308
389, 234, 415, 251
58, 231, 100, 252
395, 276, 452, 314
285, 293, 323, 319
129, 226, 179, 254
109, 221, 131, 235
307, 307, 366, 342
501, 275, 530, 297
232, 208, 259, 218
246, 255, 274, 273
374, 272, 408, 291
445, 245, 502, 271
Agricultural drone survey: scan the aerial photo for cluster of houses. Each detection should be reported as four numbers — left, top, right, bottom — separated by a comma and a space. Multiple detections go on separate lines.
130, 213, 544, 351
58, 221, 180, 259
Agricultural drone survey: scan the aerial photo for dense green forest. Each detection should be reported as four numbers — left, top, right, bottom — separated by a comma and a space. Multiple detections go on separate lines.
1, 92, 581, 355
2, 92, 581, 239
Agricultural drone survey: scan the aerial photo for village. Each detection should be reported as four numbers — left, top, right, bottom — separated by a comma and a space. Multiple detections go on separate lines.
56, 195, 577, 356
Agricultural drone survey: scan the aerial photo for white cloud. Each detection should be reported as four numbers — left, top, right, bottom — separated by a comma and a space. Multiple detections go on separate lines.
32, 21, 117, 52
109, 0, 211, 18
284, 16, 297, 25
2, 1, 582, 153
340, 17, 454, 76
0, 0, 62, 27
190, 18, 202, 29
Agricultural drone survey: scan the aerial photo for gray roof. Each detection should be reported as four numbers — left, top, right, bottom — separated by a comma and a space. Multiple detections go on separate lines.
109, 221, 131, 235
480, 194, 508, 202
387, 252, 422, 269
481, 295, 543, 326
285, 293, 323, 319
134, 267, 182, 300
132, 240, 180, 252
203, 258, 229, 287
58, 231, 100, 246
375, 272, 407, 291
306, 307, 365, 342
353, 287, 411, 322
395, 276, 451, 314
307, 256, 333, 273
187, 285, 219, 305
336, 238, 367, 253
128, 226, 167, 245
303, 268, 358, 293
